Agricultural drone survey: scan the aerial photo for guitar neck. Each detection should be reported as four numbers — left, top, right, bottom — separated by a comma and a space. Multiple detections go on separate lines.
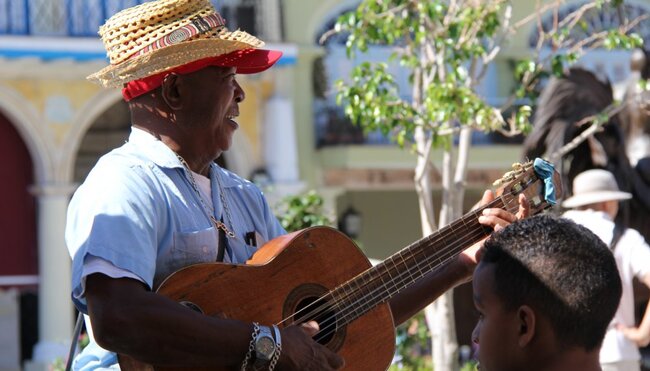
327, 196, 514, 326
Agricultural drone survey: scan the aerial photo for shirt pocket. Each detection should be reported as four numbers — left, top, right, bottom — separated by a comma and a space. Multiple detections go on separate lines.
171, 227, 219, 266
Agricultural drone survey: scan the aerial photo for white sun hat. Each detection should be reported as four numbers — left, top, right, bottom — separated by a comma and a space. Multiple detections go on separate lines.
561, 169, 632, 208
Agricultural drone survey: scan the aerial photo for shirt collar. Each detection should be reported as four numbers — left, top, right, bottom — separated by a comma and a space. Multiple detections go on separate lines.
128, 127, 238, 188
210, 163, 239, 188
128, 127, 182, 169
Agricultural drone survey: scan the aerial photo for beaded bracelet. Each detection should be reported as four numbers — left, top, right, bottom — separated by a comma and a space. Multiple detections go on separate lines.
240, 322, 260, 371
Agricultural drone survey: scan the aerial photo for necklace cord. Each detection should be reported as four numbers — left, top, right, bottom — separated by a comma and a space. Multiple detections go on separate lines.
175, 154, 236, 238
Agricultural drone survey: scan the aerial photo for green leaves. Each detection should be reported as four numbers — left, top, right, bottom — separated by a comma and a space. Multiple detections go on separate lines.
391, 311, 432, 370
514, 59, 538, 82
331, 0, 642, 148
514, 105, 533, 134
603, 31, 644, 50
275, 190, 333, 232
333, 0, 510, 148
611, 0, 624, 6
424, 80, 502, 133
336, 62, 418, 146
551, 55, 565, 77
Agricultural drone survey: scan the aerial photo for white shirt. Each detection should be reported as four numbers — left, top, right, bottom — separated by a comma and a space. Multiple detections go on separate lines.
563, 209, 650, 363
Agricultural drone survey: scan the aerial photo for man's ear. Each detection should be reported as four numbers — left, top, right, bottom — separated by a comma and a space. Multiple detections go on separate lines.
517, 305, 536, 347
161, 73, 183, 110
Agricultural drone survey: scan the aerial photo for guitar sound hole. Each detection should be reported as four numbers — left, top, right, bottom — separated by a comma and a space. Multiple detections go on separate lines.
295, 297, 337, 345
284, 283, 346, 351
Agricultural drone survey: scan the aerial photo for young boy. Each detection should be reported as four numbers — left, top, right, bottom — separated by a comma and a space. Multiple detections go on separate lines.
472, 214, 622, 371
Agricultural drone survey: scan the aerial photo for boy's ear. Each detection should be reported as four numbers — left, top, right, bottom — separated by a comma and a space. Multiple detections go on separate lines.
517, 305, 536, 347
161, 73, 183, 110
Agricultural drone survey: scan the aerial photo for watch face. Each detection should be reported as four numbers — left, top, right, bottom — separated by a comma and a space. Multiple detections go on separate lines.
255, 336, 275, 360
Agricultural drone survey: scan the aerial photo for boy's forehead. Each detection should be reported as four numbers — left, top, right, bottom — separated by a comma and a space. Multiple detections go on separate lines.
473, 262, 497, 301
474, 261, 495, 280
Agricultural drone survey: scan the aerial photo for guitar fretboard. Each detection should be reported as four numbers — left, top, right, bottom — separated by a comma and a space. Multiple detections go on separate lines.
328, 196, 514, 326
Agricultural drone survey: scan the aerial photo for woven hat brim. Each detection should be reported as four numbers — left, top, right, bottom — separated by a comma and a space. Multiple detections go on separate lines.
88, 35, 261, 88
561, 191, 632, 208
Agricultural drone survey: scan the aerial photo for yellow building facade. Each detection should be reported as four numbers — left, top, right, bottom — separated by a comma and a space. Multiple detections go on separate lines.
0, 1, 295, 368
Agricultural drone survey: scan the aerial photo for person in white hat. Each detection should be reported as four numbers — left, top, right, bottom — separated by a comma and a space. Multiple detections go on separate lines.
64, 1, 528, 370
562, 169, 650, 371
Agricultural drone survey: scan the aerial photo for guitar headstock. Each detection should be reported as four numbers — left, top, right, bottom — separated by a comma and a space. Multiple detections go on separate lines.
493, 159, 563, 215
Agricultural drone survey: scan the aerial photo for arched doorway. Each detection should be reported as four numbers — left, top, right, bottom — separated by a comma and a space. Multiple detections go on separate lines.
74, 100, 131, 183
0, 112, 37, 279
0, 111, 38, 366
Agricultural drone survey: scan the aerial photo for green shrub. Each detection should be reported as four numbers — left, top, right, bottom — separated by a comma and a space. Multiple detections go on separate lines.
275, 190, 333, 232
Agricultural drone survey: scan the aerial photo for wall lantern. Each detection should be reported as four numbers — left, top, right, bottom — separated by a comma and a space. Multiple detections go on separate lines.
338, 206, 362, 239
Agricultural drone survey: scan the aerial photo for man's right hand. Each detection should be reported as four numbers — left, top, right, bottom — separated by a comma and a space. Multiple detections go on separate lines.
277, 321, 344, 370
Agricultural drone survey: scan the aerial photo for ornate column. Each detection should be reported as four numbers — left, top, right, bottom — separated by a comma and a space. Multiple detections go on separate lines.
263, 63, 305, 203
26, 183, 76, 370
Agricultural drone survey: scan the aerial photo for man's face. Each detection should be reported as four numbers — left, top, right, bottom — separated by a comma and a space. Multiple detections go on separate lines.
183, 66, 244, 158
471, 262, 523, 371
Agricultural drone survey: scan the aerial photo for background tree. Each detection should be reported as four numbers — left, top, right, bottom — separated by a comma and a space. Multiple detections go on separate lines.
326, 0, 643, 369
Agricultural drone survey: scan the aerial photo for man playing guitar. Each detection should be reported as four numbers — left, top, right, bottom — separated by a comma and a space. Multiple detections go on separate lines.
66, 0, 528, 369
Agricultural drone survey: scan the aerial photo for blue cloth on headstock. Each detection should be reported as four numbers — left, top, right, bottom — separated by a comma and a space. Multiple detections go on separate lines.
533, 158, 556, 205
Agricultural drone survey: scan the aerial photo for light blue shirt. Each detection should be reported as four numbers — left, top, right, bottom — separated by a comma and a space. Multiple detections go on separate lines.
65, 127, 286, 369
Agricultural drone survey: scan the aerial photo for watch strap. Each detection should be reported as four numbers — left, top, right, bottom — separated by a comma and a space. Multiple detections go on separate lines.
253, 325, 276, 368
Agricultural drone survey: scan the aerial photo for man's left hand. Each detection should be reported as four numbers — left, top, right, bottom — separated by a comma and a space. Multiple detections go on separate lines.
454, 190, 529, 282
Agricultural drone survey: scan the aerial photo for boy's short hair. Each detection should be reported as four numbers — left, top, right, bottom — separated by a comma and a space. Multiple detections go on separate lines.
482, 214, 621, 351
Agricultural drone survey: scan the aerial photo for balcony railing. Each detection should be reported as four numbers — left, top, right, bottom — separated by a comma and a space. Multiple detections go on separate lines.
0, 0, 281, 40
314, 100, 526, 148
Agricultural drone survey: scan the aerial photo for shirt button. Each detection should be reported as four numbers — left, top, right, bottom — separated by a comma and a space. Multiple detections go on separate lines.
202, 246, 208, 253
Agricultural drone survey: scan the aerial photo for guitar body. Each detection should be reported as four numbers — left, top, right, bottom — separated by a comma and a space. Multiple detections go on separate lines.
121, 227, 396, 371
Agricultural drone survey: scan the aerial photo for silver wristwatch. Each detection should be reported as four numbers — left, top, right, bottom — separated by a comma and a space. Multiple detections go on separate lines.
253, 325, 277, 367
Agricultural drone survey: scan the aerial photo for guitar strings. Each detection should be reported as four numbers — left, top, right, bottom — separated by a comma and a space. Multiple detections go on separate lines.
310, 195, 521, 342
279, 195, 513, 334
313, 221, 490, 343
276, 194, 521, 342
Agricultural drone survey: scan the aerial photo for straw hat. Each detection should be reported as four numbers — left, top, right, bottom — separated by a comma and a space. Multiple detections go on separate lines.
88, 0, 280, 88
561, 169, 632, 208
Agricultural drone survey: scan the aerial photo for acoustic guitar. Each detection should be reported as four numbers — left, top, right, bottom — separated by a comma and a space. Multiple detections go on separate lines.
120, 159, 561, 370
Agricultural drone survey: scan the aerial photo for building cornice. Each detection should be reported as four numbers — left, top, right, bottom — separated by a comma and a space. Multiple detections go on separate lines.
0, 36, 298, 75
